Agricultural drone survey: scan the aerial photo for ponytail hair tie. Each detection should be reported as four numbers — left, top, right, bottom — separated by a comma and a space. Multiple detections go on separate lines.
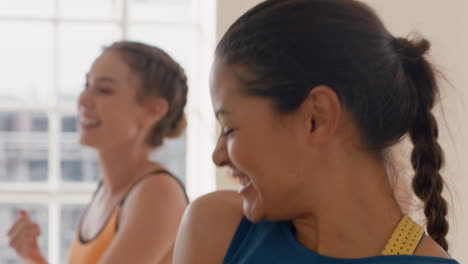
393, 36, 430, 62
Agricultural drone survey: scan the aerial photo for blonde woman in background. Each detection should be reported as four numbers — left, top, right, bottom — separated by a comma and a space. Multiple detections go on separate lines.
7, 41, 189, 264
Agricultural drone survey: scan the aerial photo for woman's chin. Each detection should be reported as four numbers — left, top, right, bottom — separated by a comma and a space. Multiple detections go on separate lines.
79, 137, 98, 148
243, 198, 265, 222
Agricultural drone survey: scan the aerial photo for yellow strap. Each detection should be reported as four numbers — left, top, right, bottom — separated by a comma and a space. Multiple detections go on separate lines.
381, 215, 424, 256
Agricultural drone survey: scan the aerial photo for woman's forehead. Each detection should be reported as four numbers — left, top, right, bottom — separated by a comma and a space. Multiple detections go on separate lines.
210, 62, 238, 98
90, 51, 140, 84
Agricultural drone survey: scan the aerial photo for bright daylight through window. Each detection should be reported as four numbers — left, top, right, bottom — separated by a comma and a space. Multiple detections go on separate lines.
0, 0, 214, 263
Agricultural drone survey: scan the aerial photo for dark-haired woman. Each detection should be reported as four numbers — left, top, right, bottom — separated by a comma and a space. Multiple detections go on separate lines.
8, 41, 189, 264
174, 0, 459, 263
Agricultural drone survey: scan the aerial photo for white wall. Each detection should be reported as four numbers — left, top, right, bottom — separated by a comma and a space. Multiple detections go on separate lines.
361, 1, 468, 261
216, 0, 263, 42
215, 0, 468, 261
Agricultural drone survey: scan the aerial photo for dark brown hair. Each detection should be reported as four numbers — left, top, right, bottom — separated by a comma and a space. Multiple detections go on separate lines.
216, 0, 449, 250
105, 41, 188, 148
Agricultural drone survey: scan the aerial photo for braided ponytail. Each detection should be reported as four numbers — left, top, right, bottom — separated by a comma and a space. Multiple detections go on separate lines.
395, 37, 449, 250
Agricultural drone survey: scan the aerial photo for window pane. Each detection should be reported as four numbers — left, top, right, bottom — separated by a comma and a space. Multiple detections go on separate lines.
128, 25, 197, 71
0, 112, 48, 182
0, 22, 54, 106
60, 115, 185, 182
61, 115, 99, 182
0, 0, 54, 18
58, 0, 117, 20
129, 0, 192, 22
60, 204, 86, 263
0, 203, 48, 263
58, 23, 120, 105
151, 133, 186, 183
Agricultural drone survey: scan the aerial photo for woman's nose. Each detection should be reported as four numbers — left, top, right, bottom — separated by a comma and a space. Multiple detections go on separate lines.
77, 88, 92, 110
212, 137, 229, 167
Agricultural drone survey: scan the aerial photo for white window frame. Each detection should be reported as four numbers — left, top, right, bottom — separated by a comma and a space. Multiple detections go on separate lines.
0, 0, 216, 262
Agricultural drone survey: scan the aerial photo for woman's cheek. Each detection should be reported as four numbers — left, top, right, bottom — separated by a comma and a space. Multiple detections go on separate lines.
228, 136, 246, 168
226, 137, 237, 162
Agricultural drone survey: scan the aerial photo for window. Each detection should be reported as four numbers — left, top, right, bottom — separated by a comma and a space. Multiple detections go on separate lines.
0, 0, 216, 263
0, 112, 49, 182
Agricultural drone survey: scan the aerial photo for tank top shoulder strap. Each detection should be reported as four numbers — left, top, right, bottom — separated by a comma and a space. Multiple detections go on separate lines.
115, 169, 188, 232
92, 181, 104, 198
119, 169, 188, 207
75, 180, 104, 242
381, 215, 425, 256
224, 217, 253, 263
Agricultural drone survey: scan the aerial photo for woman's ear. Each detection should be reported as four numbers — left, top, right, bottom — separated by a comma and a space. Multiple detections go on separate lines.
301, 85, 342, 145
142, 97, 169, 127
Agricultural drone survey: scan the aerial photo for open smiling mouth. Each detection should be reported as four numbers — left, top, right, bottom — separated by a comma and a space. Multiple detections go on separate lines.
232, 172, 253, 194
79, 117, 101, 128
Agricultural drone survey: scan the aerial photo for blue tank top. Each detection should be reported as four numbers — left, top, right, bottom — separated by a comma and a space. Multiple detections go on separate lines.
223, 217, 459, 264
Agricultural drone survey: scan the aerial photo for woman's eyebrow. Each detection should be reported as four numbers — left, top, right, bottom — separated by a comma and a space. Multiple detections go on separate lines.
95, 76, 116, 83
85, 73, 117, 84
215, 109, 231, 120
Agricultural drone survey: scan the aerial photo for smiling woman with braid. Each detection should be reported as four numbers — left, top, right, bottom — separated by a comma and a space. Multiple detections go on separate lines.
173, 0, 459, 263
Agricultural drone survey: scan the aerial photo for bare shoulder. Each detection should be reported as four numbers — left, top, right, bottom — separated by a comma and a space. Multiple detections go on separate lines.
99, 174, 188, 263
173, 190, 244, 264
185, 190, 243, 232
117, 172, 188, 234
189, 190, 242, 218
414, 235, 451, 259
124, 173, 187, 208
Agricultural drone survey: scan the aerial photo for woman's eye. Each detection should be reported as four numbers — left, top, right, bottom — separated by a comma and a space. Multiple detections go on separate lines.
222, 128, 234, 136
82, 83, 112, 94
96, 87, 113, 94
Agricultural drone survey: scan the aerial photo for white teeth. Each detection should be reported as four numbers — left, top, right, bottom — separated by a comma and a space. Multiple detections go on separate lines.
231, 171, 253, 194
238, 179, 252, 194
80, 118, 99, 125
236, 175, 250, 186
242, 177, 251, 186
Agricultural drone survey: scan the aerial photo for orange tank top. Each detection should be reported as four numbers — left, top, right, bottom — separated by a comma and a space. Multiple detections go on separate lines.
67, 170, 187, 264
67, 205, 121, 264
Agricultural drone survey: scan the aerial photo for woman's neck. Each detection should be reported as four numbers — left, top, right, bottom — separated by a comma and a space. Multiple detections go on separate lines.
292, 153, 403, 259
97, 142, 159, 194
